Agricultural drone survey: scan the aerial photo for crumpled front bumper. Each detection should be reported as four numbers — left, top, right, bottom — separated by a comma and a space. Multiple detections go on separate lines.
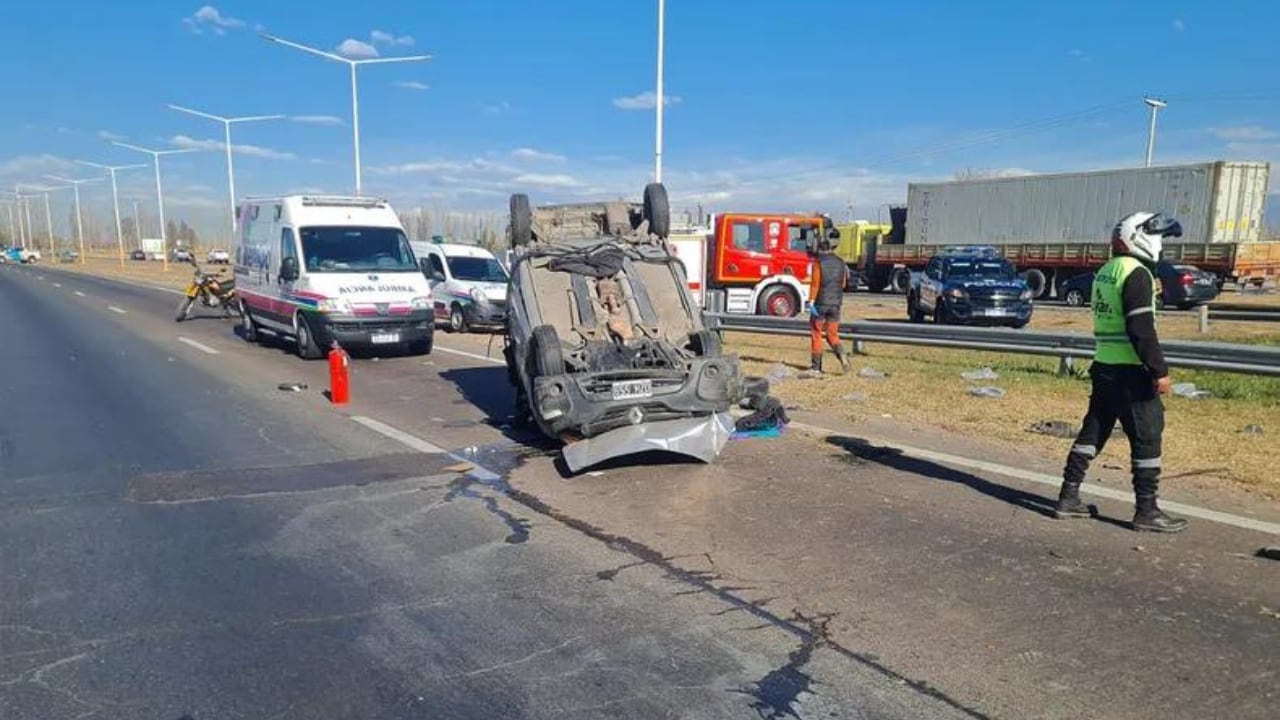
561, 412, 735, 473
531, 357, 743, 439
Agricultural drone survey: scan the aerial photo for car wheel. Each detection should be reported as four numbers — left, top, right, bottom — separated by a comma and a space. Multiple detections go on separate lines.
688, 329, 721, 357
758, 285, 798, 317
295, 314, 324, 360
642, 182, 670, 238
408, 335, 433, 355
1155, 294, 1166, 311
1011, 319, 1029, 329
510, 193, 532, 247
933, 300, 947, 324
530, 325, 565, 376
1064, 288, 1085, 307
449, 304, 468, 333
907, 293, 924, 323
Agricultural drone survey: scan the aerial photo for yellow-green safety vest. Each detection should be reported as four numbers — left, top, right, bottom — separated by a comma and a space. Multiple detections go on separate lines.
1092, 255, 1155, 365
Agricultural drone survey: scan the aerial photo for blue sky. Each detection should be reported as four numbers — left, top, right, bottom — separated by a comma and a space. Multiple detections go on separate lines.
1, 1, 1278, 243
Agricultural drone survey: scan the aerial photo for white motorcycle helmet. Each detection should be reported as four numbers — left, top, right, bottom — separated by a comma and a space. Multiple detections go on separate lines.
1112, 211, 1182, 265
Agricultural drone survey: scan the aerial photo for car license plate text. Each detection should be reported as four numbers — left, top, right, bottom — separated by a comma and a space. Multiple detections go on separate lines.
611, 379, 653, 400
370, 332, 400, 344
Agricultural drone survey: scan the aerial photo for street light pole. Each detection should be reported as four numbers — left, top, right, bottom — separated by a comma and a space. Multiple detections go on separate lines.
46, 175, 103, 265
11, 186, 28, 246
76, 161, 146, 266
259, 32, 432, 196
112, 141, 198, 272
655, 0, 665, 183
167, 104, 285, 241
1143, 96, 1167, 168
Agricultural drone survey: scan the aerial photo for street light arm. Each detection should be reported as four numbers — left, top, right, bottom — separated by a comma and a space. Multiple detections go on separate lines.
112, 141, 158, 155
353, 54, 433, 65
168, 104, 228, 122
259, 32, 349, 63
45, 175, 103, 185
228, 114, 287, 124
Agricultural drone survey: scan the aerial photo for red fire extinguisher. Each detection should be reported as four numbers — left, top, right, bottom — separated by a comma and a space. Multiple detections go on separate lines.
328, 341, 350, 405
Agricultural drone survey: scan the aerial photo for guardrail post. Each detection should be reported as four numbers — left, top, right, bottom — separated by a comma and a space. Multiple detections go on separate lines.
1058, 354, 1075, 377
1198, 304, 1209, 335
853, 339, 867, 355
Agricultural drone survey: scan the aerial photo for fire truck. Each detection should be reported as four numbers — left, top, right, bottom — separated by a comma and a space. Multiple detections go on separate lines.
667, 212, 837, 317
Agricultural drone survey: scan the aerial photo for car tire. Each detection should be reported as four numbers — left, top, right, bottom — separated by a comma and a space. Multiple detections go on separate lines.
510, 193, 532, 248
1022, 269, 1047, 298
1011, 319, 1029, 329
933, 300, 947, 324
1064, 288, 1086, 307
889, 268, 910, 294
530, 324, 565, 377
408, 335, 433, 355
688, 329, 721, 357
449, 304, 468, 333
295, 313, 324, 360
642, 183, 670, 238
1155, 294, 1166, 311
907, 293, 924, 323
757, 285, 799, 317
241, 306, 259, 343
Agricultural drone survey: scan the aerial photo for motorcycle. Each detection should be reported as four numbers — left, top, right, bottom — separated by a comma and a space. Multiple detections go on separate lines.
175, 257, 242, 322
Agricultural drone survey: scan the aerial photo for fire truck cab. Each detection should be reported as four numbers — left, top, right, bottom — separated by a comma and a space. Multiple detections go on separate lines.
668, 212, 837, 317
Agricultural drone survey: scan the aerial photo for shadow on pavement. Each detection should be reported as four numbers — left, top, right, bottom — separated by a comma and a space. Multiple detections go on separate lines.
825, 435, 1059, 519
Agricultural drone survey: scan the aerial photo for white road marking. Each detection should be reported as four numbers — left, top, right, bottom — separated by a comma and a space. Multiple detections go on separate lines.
74, 291, 86, 297
107, 306, 126, 314
787, 420, 1280, 536
52, 282, 61, 288
177, 336, 220, 355
351, 416, 501, 482
434, 345, 503, 365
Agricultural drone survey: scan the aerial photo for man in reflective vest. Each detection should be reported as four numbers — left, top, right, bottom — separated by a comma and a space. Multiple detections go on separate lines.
1054, 211, 1187, 532
807, 231, 852, 374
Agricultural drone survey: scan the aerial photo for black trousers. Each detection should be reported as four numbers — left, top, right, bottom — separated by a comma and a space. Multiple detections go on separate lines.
1063, 363, 1165, 497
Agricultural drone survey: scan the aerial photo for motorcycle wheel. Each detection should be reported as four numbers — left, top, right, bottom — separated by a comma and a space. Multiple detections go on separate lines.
175, 296, 194, 322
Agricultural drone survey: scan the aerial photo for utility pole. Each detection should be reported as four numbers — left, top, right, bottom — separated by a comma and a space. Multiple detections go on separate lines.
47, 175, 103, 265
654, 0, 666, 183
1143, 96, 1168, 168
75, 161, 146, 266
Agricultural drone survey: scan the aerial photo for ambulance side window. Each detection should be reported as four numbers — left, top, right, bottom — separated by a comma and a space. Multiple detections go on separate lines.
427, 253, 446, 281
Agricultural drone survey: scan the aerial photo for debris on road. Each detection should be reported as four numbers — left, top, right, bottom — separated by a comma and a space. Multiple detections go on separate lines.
961, 366, 999, 382
1172, 382, 1212, 400
1257, 546, 1280, 561
1242, 424, 1264, 436
277, 382, 308, 392
969, 386, 1005, 399
561, 413, 734, 473
1030, 419, 1078, 438
734, 394, 792, 439
444, 462, 476, 474
858, 366, 889, 379
765, 363, 796, 384
840, 392, 869, 403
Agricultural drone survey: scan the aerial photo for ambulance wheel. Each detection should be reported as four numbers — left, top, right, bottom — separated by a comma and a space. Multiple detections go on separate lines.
295, 313, 324, 360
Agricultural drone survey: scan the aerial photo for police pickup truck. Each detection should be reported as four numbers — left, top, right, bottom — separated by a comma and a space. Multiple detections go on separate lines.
907, 247, 1034, 328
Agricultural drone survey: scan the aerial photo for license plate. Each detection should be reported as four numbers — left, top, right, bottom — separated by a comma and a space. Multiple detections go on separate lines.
983, 307, 1013, 316
611, 379, 653, 401
370, 332, 400, 344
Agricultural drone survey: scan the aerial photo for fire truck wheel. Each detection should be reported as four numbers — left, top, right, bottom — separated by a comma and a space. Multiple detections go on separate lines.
758, 285, 799, 317
642, 183, 670, 238
510, 193, 532, 247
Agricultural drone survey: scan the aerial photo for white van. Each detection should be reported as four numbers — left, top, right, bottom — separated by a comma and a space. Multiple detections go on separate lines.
410, 241, 509, 333
235, 195, 435, 359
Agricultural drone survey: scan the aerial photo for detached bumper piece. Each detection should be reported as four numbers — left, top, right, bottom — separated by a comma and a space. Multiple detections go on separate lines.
561, 412, 735, 474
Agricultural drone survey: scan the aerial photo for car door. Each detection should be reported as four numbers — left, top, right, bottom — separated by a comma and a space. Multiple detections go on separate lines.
921, 258, 943, 311
424, 251, 449, 319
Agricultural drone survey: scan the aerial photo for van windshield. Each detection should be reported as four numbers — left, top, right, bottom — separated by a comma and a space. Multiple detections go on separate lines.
300, 226, 417, 273
447, 256, 508, 283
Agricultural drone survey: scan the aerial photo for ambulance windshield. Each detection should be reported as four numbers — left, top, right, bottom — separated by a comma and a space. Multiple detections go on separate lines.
300, 226, 418, 273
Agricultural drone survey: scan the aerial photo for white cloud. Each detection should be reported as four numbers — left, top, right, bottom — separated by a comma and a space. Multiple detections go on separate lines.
0, 153, 75, 179
184, 5, 245, 36
1212, 126, 1278, 141
481, 101, 512, 116
371, 30, 415, 47
613, 91, 682, 110
169, 135, 295, 160
1067, 49, 1090, 63
336, 38, 379, 59
97, 130, 126, 141
291, 115, 345, 126
1173, 19, 1186, 32
394, 81, 430, 91
511, 147, 566, 163
511, 173, 581, 188
167, 195, 224, 210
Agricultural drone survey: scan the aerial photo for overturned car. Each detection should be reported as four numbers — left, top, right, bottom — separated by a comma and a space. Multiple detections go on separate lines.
503, 184, 743, 471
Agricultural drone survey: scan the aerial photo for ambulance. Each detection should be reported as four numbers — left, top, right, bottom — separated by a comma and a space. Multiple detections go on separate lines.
234, 195, 435, 359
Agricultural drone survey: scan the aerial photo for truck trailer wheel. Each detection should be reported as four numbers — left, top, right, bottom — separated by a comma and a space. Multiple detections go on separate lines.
1021, 268, 1047, 299
510, 193, 532, 247
642, 183, 670, 238
889, 268, 911, 294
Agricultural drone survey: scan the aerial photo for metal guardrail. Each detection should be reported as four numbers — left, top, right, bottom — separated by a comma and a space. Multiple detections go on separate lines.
1204, 304, 1280, 323
704, 313, 1280, 377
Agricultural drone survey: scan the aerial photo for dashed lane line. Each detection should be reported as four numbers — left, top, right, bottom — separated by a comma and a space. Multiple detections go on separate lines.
351, 416, 500, 482
434, 345, 503, 365
107, 306, 126, 314
74, 291, 86, 297
177, 336, 220, 355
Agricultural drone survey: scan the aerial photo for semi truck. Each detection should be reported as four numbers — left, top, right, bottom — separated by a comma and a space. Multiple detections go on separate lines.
839, 161, 1278, 296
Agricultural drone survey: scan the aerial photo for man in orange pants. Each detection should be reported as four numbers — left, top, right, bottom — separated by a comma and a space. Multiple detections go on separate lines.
807, 237, 852, 373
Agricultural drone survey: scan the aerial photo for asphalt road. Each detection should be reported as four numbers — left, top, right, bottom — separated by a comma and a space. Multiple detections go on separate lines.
4, 263, 1278, 720
0, 267, 979, 719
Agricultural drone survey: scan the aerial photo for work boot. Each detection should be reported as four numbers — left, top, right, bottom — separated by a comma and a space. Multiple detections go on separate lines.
1132, 495, 1188, 533
809, 354, 823, 373
833, 345, 852, 374
1053, 481, 1092, 519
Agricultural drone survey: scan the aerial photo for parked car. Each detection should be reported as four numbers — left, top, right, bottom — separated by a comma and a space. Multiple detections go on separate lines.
6, 246, 39, 264
130, 249, 147, 261
57, 249, 79, 263
907, 246, 1034, 328
172, 247, 193, 263
411, 241, 509, 332
1058, 261, 1220, 310
504, 183, 744, 452
207, 248, 230, 264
